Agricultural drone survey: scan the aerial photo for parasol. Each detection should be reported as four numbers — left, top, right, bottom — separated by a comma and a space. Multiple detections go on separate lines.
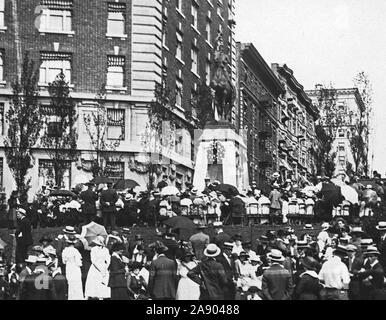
50, 190, 76, 198
80, 221, 108, 250
161, 186, 180, 196
319, 183, 343, 207
164, 216, 197, 230
214, 183, 239, 198
114, 179, 140, 191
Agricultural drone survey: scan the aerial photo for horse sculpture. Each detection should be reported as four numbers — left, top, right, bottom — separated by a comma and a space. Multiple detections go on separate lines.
210, 32, 235, 122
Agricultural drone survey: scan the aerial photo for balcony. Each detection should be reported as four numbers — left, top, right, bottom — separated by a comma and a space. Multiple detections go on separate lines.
287, 97, 299, 111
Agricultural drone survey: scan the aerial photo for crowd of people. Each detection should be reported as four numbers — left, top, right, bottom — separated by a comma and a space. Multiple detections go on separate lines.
2, 212, 386, 300
0, 171, 386, 300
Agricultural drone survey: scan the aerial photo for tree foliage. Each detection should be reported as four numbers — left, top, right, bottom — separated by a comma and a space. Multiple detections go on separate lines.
83, 84, 123, 177
4, 52, 43, 203
40, 72, 78, 187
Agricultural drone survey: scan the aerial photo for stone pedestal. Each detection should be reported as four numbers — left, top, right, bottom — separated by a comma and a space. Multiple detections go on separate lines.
193, 122, 249, 192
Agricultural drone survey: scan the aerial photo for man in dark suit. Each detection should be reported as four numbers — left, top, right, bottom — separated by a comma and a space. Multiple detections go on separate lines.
215, 242, 236, 300
189, 224, 210, 261
80, 183, 98, 223
148, 245, 178, 300
262, 249, 294, 300
15, 208, 33, 264
358, 246, 385, 300
100, 182, 118, 231
347, 245, 365, 300
188, 244, 228, 300
212, 221, 231, 250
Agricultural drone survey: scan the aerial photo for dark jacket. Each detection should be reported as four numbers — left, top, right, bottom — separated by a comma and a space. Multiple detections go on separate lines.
379, 238, 386, 271
80, 189, 98, 215
262, 263, 294, 300
100, 188, 118, 213
216, 253, 236, 299
358, 261, 384, 295
15, 217, 33, 248
52, 272, 68, 300
294, 272, 322, 300
188, 257, 228, 300
108, 255, 127, 288
163, 238, 181, 260
148, 255, 178, 299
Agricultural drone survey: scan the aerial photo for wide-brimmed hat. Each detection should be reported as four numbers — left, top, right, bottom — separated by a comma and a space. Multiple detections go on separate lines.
258, 235, 269, 243
238, 251, 250, 259
213, 221, 223, 228
196, 223, 207, 230
223, 242, 234, 250
44, 247, 57, 256
250, 255, 261, 263
122, 227, 131, 234
248, 286, 260, 293
36, 257, 47, 265
300, 256, 318, 271
333, 245, 348, 257
63, 226, 77, 235
366, 184, 373, 189
39, 236, 53, 244
296, 240, 310, 248
364, 245, 380, 256
344, 245, 358, 253
204, 244, 221, 258
351, 227, 364, 235
303, 224, 314, 230
25, 255, 37, 264
360, 239, 374, 247
267, 249, 285, 262
376, 221, 386, 231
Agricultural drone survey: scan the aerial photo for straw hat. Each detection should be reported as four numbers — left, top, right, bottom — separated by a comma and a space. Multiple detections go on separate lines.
376, 221, 386, 231
364, 245, 380, 256
63, 226, 77, 235
204, 244, 221, 258
25, 255, 37, 264
267, 249, 285, 262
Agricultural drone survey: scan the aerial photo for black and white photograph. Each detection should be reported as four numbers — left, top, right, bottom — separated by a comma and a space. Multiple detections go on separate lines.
0, 0, 385, 305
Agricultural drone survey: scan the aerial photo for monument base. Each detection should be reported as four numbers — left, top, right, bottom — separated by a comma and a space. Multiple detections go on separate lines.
193, 123, 249, 192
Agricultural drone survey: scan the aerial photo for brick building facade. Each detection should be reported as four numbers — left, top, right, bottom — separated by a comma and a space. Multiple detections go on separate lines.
0, 0, 236, 199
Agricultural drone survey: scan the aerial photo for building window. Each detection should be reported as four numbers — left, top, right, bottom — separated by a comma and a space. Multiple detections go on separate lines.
338, 144, 345, 152
39, 0, 73, 33
39, 52, 72, 84
107, 108, 125, 140
105, 162, 124, 182
107, 56, 125, 88
176, 32, 183, 61
205, 60, 211, 86
107, 2, 126, 36
191, 47, 198, 74
0, 50, 3, 81
205, 20, 211, 43
0, 0, 4, 27
176, 77, 183, 108
38, 159, 71, 189
191, 3, 198, 29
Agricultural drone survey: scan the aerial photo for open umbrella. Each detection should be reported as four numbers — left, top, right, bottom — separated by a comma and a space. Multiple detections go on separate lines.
341, 185, 359, 204
161, 186, 180, 196
214, 183, 239, 198
50, 190, 77, 198
80, 222, 108, 250
114, 179, 140, 191
89, 176, 113, 185
319, 183, 343, 207
164, 216, 197, 230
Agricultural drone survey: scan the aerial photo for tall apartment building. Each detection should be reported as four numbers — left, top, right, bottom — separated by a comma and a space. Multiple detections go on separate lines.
271, 64, 319, 183
0, 0, 236, 198
236, 43, 284, 192
306, 86, 366, 176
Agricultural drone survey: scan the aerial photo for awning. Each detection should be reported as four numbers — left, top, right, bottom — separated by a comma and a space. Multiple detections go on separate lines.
279, 158, 293, 171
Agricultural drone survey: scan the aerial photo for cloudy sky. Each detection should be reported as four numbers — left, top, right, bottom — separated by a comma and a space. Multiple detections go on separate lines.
235, 0, 386, 175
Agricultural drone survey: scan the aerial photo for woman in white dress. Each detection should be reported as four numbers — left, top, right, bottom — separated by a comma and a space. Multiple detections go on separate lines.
85, 236, 111, 300
176, 251, 200, 300
62, 236, 84, 300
